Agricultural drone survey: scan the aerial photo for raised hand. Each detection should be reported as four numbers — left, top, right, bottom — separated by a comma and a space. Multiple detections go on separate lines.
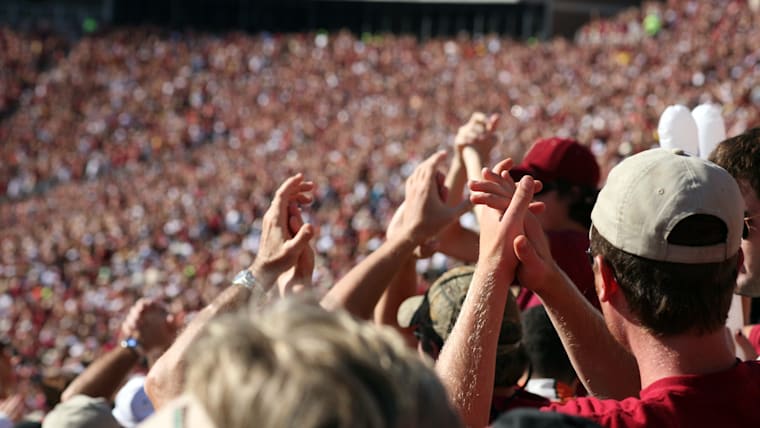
121, 298, 177, 358
276, 201, 316, 296
249, 173, 315, 287
455, 112, 501, 158
400, 151, 472, 246
477, 176, 538, 278
469, 158, 544, 215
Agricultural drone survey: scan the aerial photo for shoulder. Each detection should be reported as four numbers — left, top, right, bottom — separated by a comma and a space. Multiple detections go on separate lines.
543, 396, 658, 428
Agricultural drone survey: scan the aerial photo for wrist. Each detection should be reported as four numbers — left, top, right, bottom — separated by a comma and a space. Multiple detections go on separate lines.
120, 337, 144, 359
242, 263, 276, 291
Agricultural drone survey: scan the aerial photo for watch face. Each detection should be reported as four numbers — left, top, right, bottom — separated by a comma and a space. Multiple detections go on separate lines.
125, 338, 138, 348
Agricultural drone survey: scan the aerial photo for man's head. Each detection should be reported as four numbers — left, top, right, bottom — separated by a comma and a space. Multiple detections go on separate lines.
397, 266, 527, 389
709, 127, 760, 296
521, 305, 576, 385
589, 148, 743, 339
511, 138, 599, 231
185, 299, 461, 428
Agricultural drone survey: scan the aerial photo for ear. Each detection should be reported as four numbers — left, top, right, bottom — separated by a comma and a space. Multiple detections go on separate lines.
737, 248, 744, 271
597, 257, 619, 303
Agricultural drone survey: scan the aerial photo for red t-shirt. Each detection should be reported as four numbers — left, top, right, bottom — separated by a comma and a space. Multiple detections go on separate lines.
517, 230, 599, 311
749, 324, 760, 355
544, 361, 760, 428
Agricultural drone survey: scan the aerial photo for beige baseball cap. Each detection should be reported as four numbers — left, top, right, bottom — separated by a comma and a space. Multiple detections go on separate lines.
591, 148, 743, 263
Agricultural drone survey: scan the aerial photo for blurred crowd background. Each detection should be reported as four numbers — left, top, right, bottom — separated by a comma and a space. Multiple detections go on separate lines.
0, 0, 759, 412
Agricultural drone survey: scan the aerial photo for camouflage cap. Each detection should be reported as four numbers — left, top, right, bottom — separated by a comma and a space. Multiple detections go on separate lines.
397, 266, 522, 352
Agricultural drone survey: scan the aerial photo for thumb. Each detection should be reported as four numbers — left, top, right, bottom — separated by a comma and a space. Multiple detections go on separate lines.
514, 235, 543, 269
285, 223, 315, 253
487, 113, 500, 132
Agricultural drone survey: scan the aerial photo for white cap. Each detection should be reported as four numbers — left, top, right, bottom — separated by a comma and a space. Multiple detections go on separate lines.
112, 376, 154, 427
591, 148, 743, 264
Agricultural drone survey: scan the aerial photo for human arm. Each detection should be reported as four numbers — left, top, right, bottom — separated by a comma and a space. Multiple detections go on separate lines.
61, 299, 176, 402
436, 174, 536, 428
145, 174, 315, 409
321, 151, 471, 319
445, 112, 500, 209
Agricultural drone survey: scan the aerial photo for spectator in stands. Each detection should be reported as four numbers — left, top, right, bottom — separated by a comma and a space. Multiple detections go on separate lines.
1, 0, 760, 407
438, 148, 760, 427
710, 127, 760, 355
521, 305, 578, 403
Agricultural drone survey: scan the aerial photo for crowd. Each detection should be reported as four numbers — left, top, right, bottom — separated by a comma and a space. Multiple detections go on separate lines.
1, 0, 760, 425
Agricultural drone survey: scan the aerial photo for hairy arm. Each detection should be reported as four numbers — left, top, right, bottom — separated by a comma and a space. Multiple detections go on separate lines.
436, 175, 535, 427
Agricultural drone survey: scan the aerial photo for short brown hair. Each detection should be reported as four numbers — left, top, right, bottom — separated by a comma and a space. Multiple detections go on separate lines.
590, 224, 738, 336
709, 127, 760, 199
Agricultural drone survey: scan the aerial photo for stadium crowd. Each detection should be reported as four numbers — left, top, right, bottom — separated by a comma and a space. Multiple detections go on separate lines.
1, 0, 760, 426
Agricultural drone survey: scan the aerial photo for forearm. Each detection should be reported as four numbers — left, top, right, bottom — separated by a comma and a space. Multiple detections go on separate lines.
539, 270, 640, 399
61, 347, 139, 402
373, 257, 417, 329
322, 235, 417, 319
461, 147, 488, 222
436, 223, 479, 263
444, 152, 467, 207
145, 284, 251, 409
436, 267, 511, 428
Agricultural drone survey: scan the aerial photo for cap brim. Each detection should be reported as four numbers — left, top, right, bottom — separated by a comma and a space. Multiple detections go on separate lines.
397, 295, 425, 328
510, 165, 541, 183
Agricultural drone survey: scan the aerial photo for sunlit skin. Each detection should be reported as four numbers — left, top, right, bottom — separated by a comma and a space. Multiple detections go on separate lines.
738, 180, 760, 295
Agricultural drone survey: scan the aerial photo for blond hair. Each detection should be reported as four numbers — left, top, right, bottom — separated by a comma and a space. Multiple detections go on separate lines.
185, 298, 461, 428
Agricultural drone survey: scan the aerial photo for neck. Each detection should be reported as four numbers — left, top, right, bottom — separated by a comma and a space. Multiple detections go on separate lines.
492, 385, 516, 398
629, 327, 736, 390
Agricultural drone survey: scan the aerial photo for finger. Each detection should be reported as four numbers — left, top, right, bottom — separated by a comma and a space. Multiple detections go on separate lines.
420, 150, 447, 183
528, 201, 546, 215
283, 223, 315, 254
486, 113, 500, 132
271, 174, 305, 224
502, 176, 535, 227
435, 171, 448, 202
470, 193, 510, 211
514, 235, 543, 270
491, 158, 514, 175
482, 167, 515, 190
294, 247, 315, 285
469, 180, 513, 198
523, 211, 551, 258
294, 193, 313, 205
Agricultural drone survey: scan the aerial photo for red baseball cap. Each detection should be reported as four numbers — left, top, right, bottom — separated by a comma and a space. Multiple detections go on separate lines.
510, 137, 600, 188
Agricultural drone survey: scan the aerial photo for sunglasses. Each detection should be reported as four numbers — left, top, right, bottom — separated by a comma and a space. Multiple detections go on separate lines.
744, 213, 759, 240
585, 247, 594, 266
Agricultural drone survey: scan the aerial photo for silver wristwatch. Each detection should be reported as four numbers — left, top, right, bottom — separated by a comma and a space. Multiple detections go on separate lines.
232, 269, 261, 291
